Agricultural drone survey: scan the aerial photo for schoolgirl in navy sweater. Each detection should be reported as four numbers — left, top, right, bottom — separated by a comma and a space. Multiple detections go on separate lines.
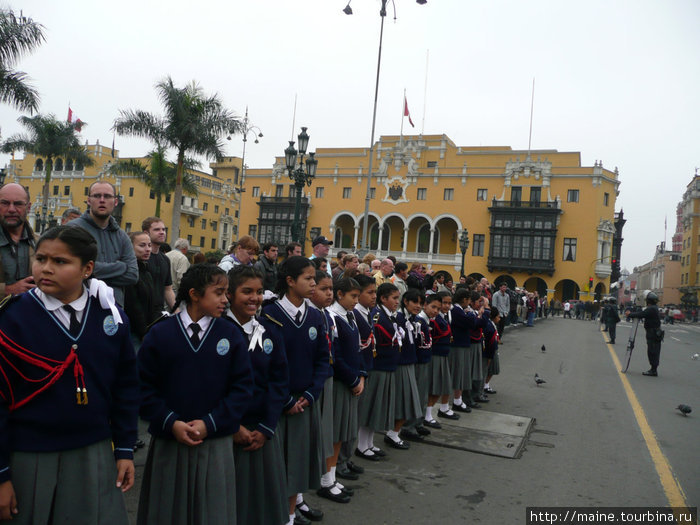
483, 308, 501, 396
317, 278, 365, 504
261, 256, 330, 525
137, 264, 253, 525
421, 294, 444, 429
226, 265, 289, 525
0, 226, 139, 524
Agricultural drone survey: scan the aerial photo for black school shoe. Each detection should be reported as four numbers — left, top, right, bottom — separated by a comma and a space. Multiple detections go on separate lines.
346, 461, 365, 474
355, 448, 382, 461
642, 369, 658, 376
335, 464, 359, 481
296, 502, 324, 521
294, 510, 312, 525
423, 419, 442, 429
316, 485, 350, 504
383, 435, 410, 450
438, 409, 460, 420
415, 425, 431, 436
452, 403, 472, 413
399, 428, 424, 442
484, 387, 497, 394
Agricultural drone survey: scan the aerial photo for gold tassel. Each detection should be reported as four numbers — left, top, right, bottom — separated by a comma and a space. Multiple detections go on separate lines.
76, 388, 82, 404
81, 388, 88, 405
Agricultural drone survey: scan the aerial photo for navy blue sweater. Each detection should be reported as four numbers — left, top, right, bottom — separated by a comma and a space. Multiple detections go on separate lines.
322, 308, 336, 379
262, 302, 330, 409
0, 291, 139, 483
371, 307, 402, 372
234, 316, 289, 439
330, 310, 366, 388
469, 308, 490, 343
413, 314, 432, 364
483, 319, 499, 359
398, 311, 418, 366
353, 308, 375, 372
138, 315, 253, 439
450, 305, 472, 347
430, 314, 452, 357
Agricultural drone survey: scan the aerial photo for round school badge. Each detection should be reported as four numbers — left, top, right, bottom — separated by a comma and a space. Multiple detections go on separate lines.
263, 338, 274, 354
103, 315, 118, 336
216, 338, 230, 356
308, 327, 318, 341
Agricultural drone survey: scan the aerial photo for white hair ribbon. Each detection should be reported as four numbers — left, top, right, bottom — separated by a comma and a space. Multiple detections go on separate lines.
88, 278, 123, 325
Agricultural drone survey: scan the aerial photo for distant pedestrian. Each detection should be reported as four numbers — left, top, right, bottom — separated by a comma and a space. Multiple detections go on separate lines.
626, 292, 663, 376
165, 238, 190, 296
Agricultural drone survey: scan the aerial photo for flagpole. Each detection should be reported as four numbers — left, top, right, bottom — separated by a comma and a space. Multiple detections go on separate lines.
421, 49, 429, 135
527, 77, 535, 156
400, 89, 405, 144
290, 93, 297, 142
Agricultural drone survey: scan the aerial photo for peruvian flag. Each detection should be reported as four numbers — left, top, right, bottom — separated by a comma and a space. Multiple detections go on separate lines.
403, 95, 415, 128
67, 107, 83, 132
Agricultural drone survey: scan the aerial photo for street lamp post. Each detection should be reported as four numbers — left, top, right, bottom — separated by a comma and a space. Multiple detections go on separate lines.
234, 107, 262, 240
459, 228, 470, 278
284, 127, 317, 244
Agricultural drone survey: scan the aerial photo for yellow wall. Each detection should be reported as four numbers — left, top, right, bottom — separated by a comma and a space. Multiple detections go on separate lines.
223, 134, 620, 300
8, 143, 240, 253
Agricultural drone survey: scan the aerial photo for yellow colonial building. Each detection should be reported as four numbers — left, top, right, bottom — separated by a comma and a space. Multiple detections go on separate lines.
6, 141, 242, 254
679, 173, 700, 306
223, 134, 620, 301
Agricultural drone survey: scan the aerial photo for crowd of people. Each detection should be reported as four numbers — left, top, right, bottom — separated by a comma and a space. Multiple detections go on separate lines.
0, 179, 544, 525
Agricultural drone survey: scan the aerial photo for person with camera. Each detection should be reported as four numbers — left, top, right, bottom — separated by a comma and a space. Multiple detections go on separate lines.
625, 291, 663, 376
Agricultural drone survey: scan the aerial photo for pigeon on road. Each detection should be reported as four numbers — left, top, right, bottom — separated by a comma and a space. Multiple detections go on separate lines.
677, 404, 691, 416
692, 354, 699, 360
534, 373, 546, 386
541, 345, 546, 352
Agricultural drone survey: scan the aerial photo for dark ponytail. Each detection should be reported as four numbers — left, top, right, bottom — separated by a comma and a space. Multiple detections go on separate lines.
275, 255, 314, 296
173, 263, 227, 312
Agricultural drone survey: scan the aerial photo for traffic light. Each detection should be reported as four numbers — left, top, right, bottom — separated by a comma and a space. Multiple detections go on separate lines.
589, 277, 594, 289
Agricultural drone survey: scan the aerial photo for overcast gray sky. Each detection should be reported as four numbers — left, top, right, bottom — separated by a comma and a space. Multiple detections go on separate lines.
2, 0, 699, 271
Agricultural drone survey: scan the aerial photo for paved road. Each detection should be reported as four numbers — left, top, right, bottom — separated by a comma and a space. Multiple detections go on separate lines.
124, 316, 699, 524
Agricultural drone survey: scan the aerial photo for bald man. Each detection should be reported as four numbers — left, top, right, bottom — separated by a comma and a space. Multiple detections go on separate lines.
0, 183, 37, 297
373, 258, 394, 286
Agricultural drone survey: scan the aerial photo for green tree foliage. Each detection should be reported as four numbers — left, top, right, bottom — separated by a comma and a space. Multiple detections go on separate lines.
113, 77, 242, 239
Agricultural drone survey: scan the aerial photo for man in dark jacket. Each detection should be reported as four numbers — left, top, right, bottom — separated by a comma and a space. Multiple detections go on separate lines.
253, 242, 278, 291
626, 292, 663, 376
68, 181, 137, 306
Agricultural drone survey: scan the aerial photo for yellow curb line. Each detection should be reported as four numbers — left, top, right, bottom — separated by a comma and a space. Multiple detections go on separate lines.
602, 329, 688, 509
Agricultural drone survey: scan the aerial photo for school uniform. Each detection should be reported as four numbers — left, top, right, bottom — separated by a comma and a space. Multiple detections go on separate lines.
262, 297, 330, 497
313, 303, 336, 460
228, 312, 289, 525
0, 287, 139, 525
403, 311, 432, 431
483, 317, 500, 377
468, 307, 489, 399
328, 302, 366, 443
394, 310, 423, 421
429, 313, 453, 396
137, 311, 254, 525
449, 304, 471, 390
361, 305, 402, 432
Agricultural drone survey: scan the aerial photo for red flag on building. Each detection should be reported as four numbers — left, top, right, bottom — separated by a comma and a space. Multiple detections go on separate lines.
403, 95, 415, 128
67, 107, 83, 132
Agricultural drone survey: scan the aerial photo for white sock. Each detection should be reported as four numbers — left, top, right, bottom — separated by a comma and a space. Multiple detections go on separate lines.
321, 471, 334, 488
485, 382, 490, 389
330, 466, 337, 482
335, 480, 345, 490
440, 403, 450, 412
454, 396, 462, 406
296, 493, 306, 509
368, 430, 379, 451
424, 405, 433, 421
386, 429, 400, 442
288, 515, 295, 525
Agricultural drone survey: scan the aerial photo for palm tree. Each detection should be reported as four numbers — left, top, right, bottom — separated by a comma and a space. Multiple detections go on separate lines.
113, 76, 242, 239
108, 144, 199, 217
1, 114, 93, 231
0, 8, 45, 114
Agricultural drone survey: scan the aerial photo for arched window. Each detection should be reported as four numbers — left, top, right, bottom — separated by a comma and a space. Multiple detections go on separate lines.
65, 159, 74, 171
34, 159, 43, 171
369, 223, 390, 251
417, 224, 439, 253
75, 160, 84, 171
334, 228, 343, 248
54, 158, 63, 171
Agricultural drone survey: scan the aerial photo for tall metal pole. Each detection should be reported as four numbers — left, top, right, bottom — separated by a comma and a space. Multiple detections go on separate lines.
237, 125, 247, 239
360, 0, 388, 254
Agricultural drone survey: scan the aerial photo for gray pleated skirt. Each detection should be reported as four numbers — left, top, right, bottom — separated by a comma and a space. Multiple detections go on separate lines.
332, 379, 359, 443
468, 343, 483, 384
449, 345, 469, 390
9, 439, 128, 525
358, 369, 396, 432
414, 361, 431, 408
319, 377, 334, 459
137, 436, 236, 525
489, 350, 500, 375
394, 364, 423, 420
234, 430, 289, 525
430, 355, 452, 396
277, 402, 324, 496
